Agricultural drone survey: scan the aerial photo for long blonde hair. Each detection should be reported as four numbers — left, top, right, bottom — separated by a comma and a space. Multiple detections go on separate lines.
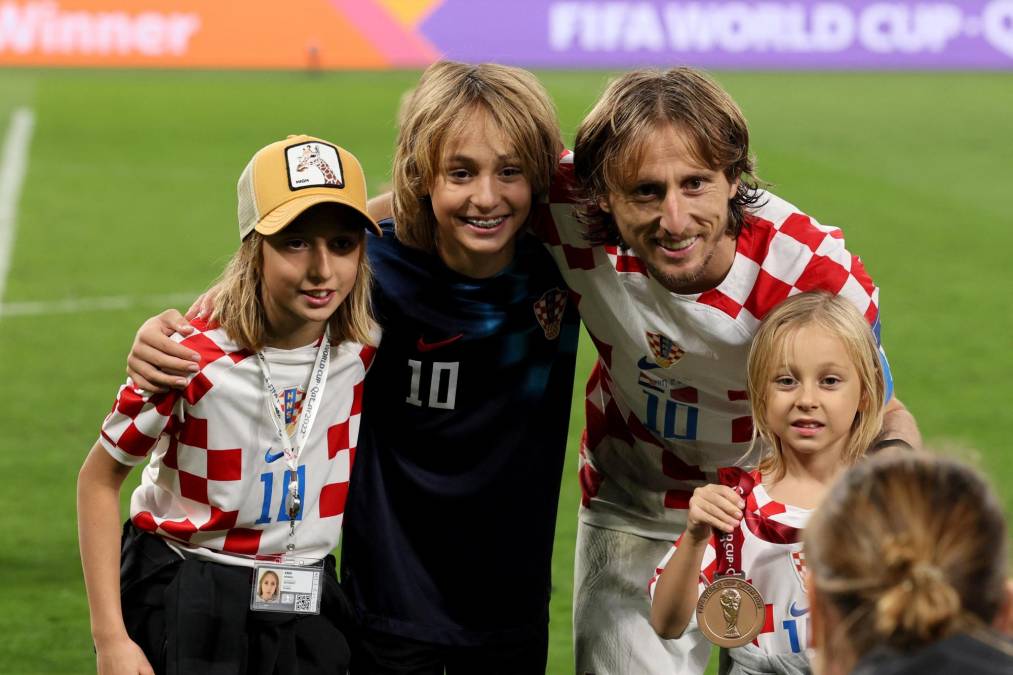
746, 291, 885, 480
210, 204, 374, 352
804, 451, 1009, 674
391, 60, 563, 252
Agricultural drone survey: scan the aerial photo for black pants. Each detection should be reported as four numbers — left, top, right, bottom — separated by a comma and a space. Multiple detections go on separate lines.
119, 522, 353, 675
350, 625, 548, 675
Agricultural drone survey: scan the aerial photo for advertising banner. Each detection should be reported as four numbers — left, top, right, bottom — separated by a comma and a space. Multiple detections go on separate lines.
0, 0, 439, 68
446, 0, 1013, 68
2, 0, 1012, 69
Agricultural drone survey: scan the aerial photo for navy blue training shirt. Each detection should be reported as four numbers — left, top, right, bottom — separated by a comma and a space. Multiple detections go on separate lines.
341, 221, 579, 646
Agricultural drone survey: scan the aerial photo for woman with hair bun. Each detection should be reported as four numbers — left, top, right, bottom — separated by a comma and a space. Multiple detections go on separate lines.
804, 451, 1013, 674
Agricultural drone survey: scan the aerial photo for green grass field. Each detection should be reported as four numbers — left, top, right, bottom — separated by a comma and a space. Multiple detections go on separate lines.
0, 68, 1010, 674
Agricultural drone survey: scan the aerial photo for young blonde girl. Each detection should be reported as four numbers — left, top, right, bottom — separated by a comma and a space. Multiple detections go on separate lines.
649, 291, 887, 675
77, 135, 379, 675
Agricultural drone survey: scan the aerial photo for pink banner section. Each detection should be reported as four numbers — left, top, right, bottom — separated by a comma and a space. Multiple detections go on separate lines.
328, 0, 438, 67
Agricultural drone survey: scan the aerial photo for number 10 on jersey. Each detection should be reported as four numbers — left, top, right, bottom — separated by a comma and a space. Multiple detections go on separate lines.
256, 466, 306, 525
406, 360, 459, 410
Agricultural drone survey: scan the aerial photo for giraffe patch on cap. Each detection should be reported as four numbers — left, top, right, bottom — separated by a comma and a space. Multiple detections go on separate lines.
285, 142, 344, 190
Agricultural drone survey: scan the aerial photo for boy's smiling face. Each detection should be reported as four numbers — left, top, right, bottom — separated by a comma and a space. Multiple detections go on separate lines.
429, 108, 532, 279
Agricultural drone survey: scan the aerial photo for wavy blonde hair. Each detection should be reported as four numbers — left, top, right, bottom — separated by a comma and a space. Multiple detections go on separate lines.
391, 60, 563, 252
746, 291, 885, 481
209, 204, 374, 352
804, 451, 1009, 674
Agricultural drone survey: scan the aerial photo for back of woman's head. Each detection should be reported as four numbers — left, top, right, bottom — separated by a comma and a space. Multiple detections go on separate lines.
805, 451, 1007, 665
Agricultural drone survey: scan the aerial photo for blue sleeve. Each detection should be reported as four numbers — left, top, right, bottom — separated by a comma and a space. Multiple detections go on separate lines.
871, 313, 895, 402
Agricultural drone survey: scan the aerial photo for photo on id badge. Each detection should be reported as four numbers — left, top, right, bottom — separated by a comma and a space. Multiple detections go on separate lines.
251, 562, 322, 614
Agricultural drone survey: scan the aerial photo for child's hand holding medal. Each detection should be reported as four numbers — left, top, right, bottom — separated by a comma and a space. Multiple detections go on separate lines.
693, 468, 766, 648
683, 482, 745, 544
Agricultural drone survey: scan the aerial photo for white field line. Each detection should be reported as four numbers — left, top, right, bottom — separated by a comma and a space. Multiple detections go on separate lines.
0, 107, 35, 309
0, 292, 201, 318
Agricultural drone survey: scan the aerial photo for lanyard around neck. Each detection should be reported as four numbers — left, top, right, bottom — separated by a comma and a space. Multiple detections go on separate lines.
255, 328, 331, 474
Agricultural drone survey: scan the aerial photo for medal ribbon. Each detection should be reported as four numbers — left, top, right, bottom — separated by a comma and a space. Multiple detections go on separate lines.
742, 494, 803, 545
714, 467, 756, 577
256, 328, 331, 476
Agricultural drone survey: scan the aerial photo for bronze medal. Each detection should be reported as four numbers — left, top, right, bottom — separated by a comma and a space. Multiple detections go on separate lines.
696, 468, 766, 647
696, 572, 765, 648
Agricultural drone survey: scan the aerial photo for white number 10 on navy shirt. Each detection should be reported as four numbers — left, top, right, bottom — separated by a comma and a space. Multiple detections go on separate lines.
406, 360, 460, 410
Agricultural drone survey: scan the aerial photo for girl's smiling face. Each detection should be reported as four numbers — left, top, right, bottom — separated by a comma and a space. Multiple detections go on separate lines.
260, 206, 364, 348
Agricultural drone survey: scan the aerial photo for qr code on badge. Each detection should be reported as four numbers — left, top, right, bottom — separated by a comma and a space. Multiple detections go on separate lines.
294, 594, 312, 612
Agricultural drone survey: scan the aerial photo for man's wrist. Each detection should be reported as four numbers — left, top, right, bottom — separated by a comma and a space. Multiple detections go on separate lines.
870, 438, 914, 454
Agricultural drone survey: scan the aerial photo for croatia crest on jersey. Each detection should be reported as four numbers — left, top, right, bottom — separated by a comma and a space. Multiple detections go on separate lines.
281, 386, 306, 436
646, 331, 685, 368
533, 287, 567, 340
791, 549, 807, 586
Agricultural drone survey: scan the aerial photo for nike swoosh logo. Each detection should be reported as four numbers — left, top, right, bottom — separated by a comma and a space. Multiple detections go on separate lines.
416, 333, 464, 352
788, 602, 809, 617
637, 356, 662, 371
265, 448, 284, 463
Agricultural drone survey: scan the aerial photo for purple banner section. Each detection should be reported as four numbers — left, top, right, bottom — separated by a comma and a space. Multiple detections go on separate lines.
421, 0, 1013, 69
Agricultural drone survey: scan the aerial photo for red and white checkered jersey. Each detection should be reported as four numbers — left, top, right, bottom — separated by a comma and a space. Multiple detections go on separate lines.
648, 476, 812, 656
533, 153, 885, 539
98, 319, 377, 566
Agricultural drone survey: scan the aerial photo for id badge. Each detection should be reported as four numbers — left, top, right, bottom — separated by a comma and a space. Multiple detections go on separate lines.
251, 559, 323, 614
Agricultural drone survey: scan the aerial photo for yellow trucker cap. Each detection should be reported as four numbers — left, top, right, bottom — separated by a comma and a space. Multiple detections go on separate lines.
236, 134, 381, 240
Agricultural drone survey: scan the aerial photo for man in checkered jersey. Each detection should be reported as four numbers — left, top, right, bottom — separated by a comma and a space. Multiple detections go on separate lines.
531, 67, 920, 674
